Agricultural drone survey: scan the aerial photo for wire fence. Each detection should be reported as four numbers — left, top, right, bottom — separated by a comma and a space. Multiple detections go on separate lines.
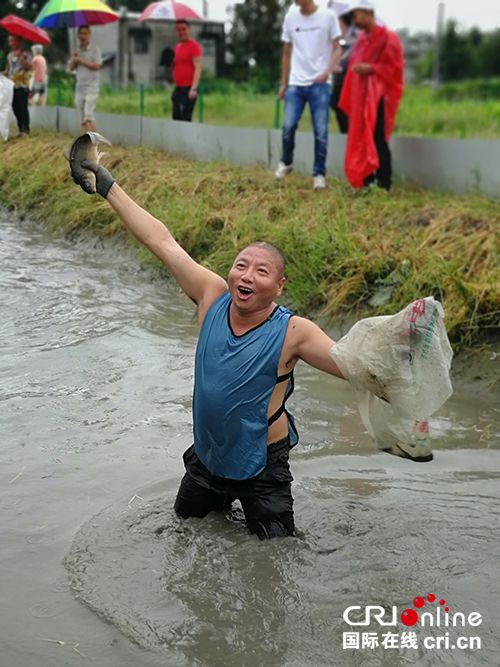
46, 80, 283, 129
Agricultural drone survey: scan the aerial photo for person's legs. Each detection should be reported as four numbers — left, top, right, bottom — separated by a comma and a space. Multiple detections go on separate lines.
280, 85, 306, 167
11, 88, 23, 133
172, 87, 192, 121
75, 92, 86, 133
330, 80, 348, 134
240, 439, 295, 540
174, 471, 232, 518
182, 94, 196, 122
308, 83, 330, 177
83, 93, 98, 132
174, 444, 234, 519
38, 83, 47, 107
171, 87, 183, 120
12, 88, 30, 134
373, 99, 392, 191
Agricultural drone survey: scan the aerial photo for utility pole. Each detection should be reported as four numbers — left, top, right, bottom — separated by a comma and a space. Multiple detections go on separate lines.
202, 0, 208, 19
433, 2, 445, 87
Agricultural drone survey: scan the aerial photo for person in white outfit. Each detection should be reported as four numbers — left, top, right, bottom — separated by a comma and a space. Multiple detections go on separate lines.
276, 0, 341, 190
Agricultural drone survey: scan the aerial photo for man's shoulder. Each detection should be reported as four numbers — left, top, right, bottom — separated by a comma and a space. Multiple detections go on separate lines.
87, 43, 101, 55
386, 29, 403, 45
284, 7, 338, 30
316, 8, 338, 20
283, 315, 309, 338
189, 39, 202, 54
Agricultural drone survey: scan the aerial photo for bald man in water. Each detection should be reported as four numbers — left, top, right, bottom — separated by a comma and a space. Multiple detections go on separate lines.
71, 163, 345, 539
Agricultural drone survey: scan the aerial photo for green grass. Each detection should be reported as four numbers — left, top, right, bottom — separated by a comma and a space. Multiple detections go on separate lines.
1, 131, 498, 351
45, 82, 500, 139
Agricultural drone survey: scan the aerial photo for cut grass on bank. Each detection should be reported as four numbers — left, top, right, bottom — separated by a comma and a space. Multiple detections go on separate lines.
0, 130, 498, 350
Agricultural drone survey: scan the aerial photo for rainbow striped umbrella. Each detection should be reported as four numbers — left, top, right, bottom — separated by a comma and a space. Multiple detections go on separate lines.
35, 0, 119, 28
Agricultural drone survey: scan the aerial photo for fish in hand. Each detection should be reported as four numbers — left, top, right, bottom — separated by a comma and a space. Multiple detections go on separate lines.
66, 132, 112, 194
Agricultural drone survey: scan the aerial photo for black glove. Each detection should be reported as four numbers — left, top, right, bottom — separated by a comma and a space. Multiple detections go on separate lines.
81, 160, 115, 199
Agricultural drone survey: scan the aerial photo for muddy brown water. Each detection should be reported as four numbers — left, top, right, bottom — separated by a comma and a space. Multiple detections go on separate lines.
1, 211, 499, 667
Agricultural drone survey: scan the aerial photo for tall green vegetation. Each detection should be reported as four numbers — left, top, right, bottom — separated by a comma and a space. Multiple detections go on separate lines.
417, 21, 500, 82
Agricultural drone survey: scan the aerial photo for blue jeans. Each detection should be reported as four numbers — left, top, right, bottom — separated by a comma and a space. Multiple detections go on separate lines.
281, 83, 331, 176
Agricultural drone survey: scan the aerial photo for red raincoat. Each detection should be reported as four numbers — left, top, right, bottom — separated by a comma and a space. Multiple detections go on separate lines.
338, 26, 403, 188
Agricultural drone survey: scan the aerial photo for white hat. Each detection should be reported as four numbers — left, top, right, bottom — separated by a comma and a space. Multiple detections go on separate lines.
343, 0, 376, 14
328, 1, 351, 17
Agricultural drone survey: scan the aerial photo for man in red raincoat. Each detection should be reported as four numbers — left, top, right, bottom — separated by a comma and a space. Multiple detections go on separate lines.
338, 1, 403, 191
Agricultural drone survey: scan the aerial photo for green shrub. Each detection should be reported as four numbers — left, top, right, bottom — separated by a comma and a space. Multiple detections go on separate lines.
435, 78, 500, 100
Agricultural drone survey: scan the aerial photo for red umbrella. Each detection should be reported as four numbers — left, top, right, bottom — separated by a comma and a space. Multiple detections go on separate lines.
0, 14, 51, 44
139, 1, 201, 22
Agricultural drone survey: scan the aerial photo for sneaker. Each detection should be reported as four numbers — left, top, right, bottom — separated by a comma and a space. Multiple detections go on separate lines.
313, 175, 326, 190
275, 161, 293, 180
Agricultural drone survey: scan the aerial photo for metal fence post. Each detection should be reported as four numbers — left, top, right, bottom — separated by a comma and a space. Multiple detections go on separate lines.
274, 81, 281, 129
274, 97, 281, 129
139, 84, 144, 145
56, 80, 62, 132
198, 83, 204, 124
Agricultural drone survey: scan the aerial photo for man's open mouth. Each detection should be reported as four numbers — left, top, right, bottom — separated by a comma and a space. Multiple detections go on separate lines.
237, 286, 253, 297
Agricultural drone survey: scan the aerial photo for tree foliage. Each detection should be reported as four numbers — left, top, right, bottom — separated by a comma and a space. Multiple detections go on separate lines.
227, 0, 287, 89
417, 20, 500, 82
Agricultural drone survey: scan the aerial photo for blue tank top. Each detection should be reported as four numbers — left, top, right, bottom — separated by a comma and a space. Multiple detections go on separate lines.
193, 291, 298, 480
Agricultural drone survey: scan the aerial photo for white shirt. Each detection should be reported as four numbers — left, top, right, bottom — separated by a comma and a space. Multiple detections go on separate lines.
282, 7, 340, 86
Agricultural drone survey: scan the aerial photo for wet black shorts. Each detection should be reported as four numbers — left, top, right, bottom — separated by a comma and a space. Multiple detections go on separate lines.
174, 438, 295, 540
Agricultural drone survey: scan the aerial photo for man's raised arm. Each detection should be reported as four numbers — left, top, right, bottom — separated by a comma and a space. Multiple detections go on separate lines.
78, 165, 227, 321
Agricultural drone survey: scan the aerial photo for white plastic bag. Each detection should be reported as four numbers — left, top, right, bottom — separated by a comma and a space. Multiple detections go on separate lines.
330, 297, 453, 461
0, 75, 14, 142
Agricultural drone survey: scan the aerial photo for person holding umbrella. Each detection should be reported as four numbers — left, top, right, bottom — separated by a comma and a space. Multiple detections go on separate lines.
4, 35, 32, 136
0, 15, 50, 136
69, 25, 102, 132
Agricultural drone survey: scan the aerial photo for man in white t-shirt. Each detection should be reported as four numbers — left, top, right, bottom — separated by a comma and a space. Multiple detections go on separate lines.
276, 0, 341, 190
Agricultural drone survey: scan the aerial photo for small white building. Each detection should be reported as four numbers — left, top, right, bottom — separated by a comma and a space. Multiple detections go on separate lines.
70, 10, 226, 87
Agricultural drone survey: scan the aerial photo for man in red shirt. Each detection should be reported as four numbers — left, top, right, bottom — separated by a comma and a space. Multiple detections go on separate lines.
171, 19, 202, 122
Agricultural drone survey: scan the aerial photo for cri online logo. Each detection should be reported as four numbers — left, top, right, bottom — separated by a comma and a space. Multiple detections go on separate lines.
401, 594, 448, 626
344, 594, 483, 628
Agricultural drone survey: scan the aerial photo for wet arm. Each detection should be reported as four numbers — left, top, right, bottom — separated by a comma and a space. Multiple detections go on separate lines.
106, 184, 227, 309
290, 316, 345, 379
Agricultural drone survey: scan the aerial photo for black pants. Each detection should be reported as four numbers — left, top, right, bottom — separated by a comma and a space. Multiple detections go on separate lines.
174, 438, 295, 540
364, 99, 392, 191
330, 79, 348, 134
171, 86, 196, 122
12, 87, 30, 134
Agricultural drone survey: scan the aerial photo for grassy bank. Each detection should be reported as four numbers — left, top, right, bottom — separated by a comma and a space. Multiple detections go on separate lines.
45, 82, 500, 139
0, 130, 498, 350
